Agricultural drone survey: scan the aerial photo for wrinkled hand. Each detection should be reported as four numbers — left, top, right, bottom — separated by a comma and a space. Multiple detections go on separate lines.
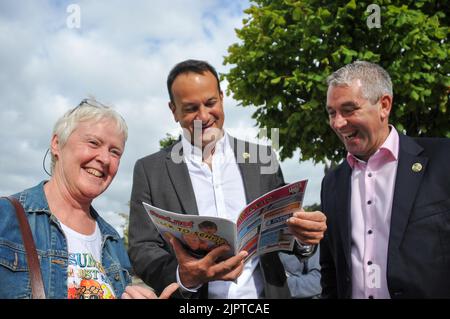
286, 209, 327, 245
166, 233, 247, 289
121, 283, 179, 299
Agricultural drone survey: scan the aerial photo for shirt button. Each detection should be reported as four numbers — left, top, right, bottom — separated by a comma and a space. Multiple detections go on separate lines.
367, 261, 373, 265
367, 200, 372, 205
114, 274, 120, 281
368, 173, 372, 177
368, 230, 373, 234
368, 295, 374, 299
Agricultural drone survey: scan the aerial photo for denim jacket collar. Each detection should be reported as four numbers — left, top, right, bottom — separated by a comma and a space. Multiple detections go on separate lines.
17, 181, 121, 241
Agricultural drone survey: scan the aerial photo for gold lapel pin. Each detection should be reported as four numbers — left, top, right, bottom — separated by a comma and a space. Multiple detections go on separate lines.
242, 152, 250, 160
412, 162, 423, 172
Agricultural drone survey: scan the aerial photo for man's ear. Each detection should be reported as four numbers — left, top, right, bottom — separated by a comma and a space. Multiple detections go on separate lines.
168, 101, 178, 123
379, 94, 392, 121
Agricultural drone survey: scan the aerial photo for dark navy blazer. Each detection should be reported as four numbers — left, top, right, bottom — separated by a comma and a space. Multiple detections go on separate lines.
320, 134, 450, 298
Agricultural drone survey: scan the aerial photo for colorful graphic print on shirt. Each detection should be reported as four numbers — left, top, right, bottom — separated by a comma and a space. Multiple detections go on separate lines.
67, 252, 116, 299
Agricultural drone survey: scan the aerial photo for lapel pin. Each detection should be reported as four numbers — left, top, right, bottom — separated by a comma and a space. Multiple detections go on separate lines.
242, 152, 250, 160
412, 162, 422, 172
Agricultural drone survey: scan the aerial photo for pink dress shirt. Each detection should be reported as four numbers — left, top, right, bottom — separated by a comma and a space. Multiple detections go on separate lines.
347, 126, 399, 299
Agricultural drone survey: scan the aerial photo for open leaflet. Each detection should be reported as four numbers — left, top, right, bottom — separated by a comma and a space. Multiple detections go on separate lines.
142, 179, 307, 263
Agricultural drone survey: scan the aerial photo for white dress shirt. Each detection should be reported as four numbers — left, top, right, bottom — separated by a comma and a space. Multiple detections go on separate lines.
178, 132, 264, 299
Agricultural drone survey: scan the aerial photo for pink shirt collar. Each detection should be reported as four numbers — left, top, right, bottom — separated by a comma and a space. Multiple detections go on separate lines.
346, 125, 399, 169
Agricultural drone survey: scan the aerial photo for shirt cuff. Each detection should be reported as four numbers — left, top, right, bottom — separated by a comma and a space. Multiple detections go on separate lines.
176, 265, 202, 293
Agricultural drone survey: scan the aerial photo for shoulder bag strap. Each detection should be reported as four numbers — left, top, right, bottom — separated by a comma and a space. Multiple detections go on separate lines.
2, 196, 46, 299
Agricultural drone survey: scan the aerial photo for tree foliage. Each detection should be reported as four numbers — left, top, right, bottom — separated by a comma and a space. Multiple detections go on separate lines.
159, 133, 179, 149
223, 0, 449, 163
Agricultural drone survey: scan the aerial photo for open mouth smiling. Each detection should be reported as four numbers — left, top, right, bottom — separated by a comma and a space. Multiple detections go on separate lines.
85, 168, 104, 178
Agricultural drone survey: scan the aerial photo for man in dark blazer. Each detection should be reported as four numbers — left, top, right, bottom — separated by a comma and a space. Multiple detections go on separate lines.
321, 60, 450, 298
128, 59, 327, 298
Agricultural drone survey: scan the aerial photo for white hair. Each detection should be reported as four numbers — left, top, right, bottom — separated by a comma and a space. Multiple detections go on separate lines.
50, 98, 128, 172
327, 61, 393, 104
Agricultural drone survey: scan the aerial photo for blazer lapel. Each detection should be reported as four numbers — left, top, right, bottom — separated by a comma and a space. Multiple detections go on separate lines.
389, 134, 427, 250
335, 162, 353, 269
238, 162, 261, 204
229, 136, 261, 204
165, 144, 199, 215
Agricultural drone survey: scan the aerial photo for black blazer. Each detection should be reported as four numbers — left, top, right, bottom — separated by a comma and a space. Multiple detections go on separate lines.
128, 136, 291, 298
320, 134, 450, 298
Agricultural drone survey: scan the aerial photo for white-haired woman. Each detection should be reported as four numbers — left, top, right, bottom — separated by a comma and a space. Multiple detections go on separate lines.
0, 98, 178, 299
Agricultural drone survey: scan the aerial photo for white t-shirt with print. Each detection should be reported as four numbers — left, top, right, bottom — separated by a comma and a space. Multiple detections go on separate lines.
60, 222, 116, 299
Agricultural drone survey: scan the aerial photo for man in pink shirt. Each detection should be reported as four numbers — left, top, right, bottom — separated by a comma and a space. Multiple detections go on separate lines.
321, 61, 450, 298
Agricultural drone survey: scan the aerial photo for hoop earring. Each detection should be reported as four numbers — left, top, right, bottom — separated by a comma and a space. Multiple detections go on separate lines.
42, 148, 52, 177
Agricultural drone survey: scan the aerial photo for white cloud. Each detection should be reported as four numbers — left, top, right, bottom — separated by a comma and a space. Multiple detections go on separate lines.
0, 0, 325, 236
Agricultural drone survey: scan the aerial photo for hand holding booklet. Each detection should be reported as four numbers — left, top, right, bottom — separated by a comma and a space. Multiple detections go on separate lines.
142, 179, 308, 263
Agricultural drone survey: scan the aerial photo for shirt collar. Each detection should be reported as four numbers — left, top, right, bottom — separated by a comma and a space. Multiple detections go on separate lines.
346, 125, 399, 169
182, 129, 228, 163
16, 181, 121, 240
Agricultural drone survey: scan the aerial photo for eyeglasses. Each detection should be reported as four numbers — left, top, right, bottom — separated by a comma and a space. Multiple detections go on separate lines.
68, 98, 109, 115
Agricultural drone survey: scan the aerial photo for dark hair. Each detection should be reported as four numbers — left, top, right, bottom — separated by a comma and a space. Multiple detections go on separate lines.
167, 59, 221, 103
198, 220, 218, 230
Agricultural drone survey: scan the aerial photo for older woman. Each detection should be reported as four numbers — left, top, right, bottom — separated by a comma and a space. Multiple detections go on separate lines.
0, 98, 178, 299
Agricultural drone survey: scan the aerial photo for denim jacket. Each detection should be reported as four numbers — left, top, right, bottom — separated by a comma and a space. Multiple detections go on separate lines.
0, 181, 132, 298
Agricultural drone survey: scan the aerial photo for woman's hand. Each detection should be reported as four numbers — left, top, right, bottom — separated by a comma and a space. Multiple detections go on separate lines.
121, 283, 179, 299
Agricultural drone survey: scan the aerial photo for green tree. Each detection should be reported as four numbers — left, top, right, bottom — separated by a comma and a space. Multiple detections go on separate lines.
159, 133, 179, 149
304, 203, 321, 211
223, 0, 449, 164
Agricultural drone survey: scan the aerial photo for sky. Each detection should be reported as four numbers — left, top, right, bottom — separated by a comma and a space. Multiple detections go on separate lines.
0, 0, 325, 235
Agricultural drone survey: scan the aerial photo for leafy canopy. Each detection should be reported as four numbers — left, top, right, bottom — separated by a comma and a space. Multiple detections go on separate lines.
223, 0, 449, 163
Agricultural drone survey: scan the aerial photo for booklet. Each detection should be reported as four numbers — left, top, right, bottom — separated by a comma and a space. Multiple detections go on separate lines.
142, 179, 307, 263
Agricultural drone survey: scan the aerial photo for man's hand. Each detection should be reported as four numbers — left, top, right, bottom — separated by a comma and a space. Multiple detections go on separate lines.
286, 209, 327, 245
121, 283, 179, 299
166, 233, 247, 288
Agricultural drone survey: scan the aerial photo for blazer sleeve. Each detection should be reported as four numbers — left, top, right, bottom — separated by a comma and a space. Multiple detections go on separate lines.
128, 159, 179, 296
319, 176, 338, 298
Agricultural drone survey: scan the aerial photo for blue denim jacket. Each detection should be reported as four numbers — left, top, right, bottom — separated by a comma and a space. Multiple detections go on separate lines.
0, 181, 132, 298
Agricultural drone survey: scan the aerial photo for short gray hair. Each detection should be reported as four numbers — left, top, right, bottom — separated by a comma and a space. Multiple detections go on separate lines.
51, 98, 128, 172
327, 61, 393, 104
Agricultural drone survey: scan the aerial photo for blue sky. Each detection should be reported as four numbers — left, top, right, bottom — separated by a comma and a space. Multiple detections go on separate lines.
0, 0, 325, 235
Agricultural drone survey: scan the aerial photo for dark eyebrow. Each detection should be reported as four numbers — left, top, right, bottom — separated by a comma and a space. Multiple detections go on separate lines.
326, 100, 358, 108
181, 102, 199, 108
340, 101, 359, 108
206, 97, 218, 103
